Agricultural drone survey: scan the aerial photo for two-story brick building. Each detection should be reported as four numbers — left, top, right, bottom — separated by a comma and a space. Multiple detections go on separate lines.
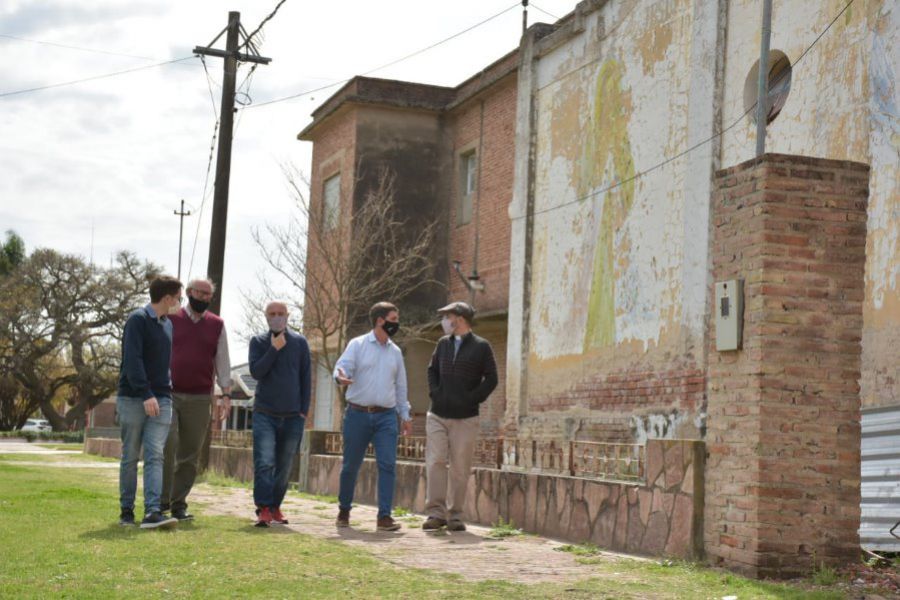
297, 50, 519, 435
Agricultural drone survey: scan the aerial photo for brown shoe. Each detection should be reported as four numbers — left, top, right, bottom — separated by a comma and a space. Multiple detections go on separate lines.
422, 517, 447, 531
447, 519, 466, 532
336, 508, 350, 528
376, 516, 401, 531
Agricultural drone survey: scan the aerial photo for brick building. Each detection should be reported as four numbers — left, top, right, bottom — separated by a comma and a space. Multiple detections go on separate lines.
297, 50, 519, 435
293, 0, 898, 576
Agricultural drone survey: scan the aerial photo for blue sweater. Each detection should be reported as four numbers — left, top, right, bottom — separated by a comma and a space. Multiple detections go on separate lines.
117, 305, 173, 400
249, 329, 311, 416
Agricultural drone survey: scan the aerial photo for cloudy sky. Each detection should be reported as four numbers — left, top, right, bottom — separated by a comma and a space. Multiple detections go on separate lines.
0, 0, 577, 358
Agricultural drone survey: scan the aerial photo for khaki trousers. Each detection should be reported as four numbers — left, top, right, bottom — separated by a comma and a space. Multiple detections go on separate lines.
161, 392, 212, 511
425, 412, 479, 521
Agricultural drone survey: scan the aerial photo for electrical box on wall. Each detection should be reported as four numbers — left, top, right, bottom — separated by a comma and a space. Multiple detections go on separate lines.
715, 279, 743, 351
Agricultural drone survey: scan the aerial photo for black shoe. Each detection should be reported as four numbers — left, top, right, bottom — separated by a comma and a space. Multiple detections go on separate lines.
172, 508, 194, 521
447, 520, 466, 532
140, 511, 178, 530
119, 508, 135, 527
336, 508, 350, 528
422, 517, 447, 531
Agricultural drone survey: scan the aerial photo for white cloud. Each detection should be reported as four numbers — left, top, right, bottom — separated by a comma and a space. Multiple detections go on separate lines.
1, 0, 577, 358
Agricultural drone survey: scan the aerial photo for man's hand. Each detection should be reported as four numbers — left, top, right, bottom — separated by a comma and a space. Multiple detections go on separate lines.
271, 332, 286, 350
336, 367, 353, 386
216, 396, 231, 421
143, 397, 160, 417
400, 420, 413, 437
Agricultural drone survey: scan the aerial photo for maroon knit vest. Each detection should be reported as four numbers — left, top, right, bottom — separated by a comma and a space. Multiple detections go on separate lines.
170, 308, 224, 394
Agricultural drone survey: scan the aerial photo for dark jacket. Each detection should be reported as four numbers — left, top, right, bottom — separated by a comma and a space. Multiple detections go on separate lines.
117, 305, 173, 400
427, 332, 498, 419
249, 329, 311, 416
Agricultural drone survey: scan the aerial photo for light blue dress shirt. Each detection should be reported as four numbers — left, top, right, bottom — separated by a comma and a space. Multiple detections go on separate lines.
334, 331, 411, 421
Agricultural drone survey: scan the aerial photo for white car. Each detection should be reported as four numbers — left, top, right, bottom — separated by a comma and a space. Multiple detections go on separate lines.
20, 418, 52, 433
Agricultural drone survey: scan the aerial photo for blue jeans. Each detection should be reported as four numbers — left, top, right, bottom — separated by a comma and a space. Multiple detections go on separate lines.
118, 396, 172, 514
339, 409, 398, 518
252, 412, 305, 509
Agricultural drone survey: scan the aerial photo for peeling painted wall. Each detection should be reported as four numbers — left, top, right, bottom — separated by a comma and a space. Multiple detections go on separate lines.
507, 0, 718, 440
507, 0, 899, 441
720, 0, 899, 408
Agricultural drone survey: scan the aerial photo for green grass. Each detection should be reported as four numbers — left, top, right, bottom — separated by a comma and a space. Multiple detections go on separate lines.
0, 454, 854, 599
488, 516, 523, 539
194, 471, 251, 489
556, 542, 603, 557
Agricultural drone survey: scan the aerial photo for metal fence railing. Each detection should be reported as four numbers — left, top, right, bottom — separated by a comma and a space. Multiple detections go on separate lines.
210, 430, 253, 448
320, 433, 645, 483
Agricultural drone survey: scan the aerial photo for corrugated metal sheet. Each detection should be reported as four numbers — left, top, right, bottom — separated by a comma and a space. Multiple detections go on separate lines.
860, 404, 900, 552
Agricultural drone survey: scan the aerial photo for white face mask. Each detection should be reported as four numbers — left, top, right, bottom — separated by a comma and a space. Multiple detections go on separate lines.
441, 316, 454, 336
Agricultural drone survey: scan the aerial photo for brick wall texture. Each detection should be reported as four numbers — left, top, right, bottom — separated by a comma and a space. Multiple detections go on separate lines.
446, 77, 516, 315
704, 154, 868, 578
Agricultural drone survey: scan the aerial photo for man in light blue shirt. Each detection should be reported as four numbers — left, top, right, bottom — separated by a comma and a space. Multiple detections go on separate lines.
334, 301, 412, 531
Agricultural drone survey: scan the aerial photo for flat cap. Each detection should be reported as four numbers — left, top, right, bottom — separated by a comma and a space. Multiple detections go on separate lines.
437, 301, 475, 320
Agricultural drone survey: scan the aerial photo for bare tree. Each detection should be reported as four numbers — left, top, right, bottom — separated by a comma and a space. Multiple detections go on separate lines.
0, 249, 159, 430
248, 165, 440, 406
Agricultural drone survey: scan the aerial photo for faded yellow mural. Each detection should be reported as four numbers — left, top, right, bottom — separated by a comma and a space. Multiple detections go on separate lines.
581, 59, 635, 351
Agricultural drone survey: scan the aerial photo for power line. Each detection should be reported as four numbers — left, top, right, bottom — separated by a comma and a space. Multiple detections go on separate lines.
187, 117, 219, 281
513, 0, 857, 222
0, 33, 160, 61
247, 2, 521, 109
530, 3, 561, 20
199, 55, 220, 119
0, 56, 196, 99
241, 0, 289, 51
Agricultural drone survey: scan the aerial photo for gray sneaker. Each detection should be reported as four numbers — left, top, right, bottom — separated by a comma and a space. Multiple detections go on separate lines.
422, 517, 447, 531
447, 519, 466, 532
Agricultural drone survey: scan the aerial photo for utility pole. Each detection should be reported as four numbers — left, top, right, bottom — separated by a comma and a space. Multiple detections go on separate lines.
173, 199, 191, 280
755, 0, 773, 156
522, 0, 529, 36
194, 12, 271, 315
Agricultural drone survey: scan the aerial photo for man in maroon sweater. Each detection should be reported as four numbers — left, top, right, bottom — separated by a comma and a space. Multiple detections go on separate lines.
162, 278, 232, 520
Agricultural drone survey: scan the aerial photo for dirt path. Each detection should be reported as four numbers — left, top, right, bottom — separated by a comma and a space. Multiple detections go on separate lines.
187, 483, 644, 585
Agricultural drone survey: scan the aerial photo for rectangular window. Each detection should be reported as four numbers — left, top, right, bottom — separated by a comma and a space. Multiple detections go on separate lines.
323, 174, 341, 231
458, 152, 476, 225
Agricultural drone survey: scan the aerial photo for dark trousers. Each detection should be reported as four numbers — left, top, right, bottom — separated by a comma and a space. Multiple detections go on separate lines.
161, 392, 212, 512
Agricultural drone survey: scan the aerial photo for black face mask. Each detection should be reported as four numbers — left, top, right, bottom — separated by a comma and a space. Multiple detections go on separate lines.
188, 296, 210, 314
382, 320, 400, 337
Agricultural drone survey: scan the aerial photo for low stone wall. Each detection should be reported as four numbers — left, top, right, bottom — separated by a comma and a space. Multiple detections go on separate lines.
84, 437, 123, 459
208, 445, 255, 483
84, 433, 703, 559
305, 438, 704, 559
84, 438, 290, 487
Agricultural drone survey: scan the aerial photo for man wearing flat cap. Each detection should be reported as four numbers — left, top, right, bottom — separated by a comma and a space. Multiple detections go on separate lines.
422, 301, 498, 532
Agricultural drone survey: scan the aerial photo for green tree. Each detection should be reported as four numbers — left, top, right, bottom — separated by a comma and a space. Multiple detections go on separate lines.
0, 249, 159, 430
0, 230, 25, 277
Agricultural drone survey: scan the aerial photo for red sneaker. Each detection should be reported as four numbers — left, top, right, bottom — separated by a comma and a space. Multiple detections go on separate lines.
272, 508, 288, 524
255, 507, 273, 528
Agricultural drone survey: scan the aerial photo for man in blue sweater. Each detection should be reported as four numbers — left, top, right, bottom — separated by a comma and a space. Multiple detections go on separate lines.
248, 300, 311, 527
117, 275, 183, 529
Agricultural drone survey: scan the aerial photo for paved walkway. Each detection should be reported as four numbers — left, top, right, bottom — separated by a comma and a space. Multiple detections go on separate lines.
187, 483, 644, 585
0, 440, 83, 454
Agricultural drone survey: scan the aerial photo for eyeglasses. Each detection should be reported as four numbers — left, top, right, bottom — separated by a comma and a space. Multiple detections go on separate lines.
190, 290, 214, 300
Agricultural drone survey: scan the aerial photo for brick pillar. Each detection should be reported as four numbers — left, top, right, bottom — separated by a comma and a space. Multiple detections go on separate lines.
705, 154, 868, 578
